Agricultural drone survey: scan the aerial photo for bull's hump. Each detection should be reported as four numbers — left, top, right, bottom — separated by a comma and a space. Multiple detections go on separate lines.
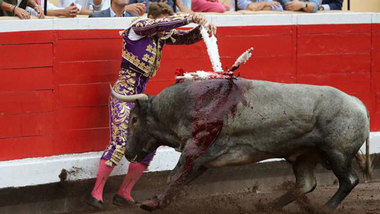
190, 79, 252, 120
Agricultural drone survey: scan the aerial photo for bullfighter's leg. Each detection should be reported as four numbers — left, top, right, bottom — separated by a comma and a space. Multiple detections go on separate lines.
140, 140, 227, 211
263, 154, 317, 210
89, 72, 151, 208
88, 159, 115, 209
115, 151, 156, 207
323, 149, 358, 210
89, 93, 131, 209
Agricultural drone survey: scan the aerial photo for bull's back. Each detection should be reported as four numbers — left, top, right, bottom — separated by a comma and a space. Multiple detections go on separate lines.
224, 79, 321, 129
154, 78, 368, 154
219, 79, 368, 154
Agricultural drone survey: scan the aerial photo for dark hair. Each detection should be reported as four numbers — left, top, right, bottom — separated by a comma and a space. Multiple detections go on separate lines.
148, 2, 174, 18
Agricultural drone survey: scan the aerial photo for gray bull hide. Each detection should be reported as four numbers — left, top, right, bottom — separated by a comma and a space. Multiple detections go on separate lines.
113, 78, 369, 211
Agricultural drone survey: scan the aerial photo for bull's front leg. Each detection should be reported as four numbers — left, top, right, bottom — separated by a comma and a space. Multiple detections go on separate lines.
139, 139, 214, 211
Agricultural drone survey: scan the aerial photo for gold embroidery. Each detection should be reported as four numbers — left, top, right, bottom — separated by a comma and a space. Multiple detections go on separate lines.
142, 54, 150, 62
127, 86, 134, 93
122, 31, 166, 77
127, 78, 136, 85
146, 44, 155, 55
142, 53, 155, 65
110, 144, 126, 165
135, 21, 144, 28
122, 50, 152, 75
114, 103, 130, 124
114, 80, 134, 95
103, 144, 112, 157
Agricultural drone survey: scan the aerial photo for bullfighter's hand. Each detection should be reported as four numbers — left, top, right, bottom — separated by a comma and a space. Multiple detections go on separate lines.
125, 3, 145, 16
190, 13, 207, 27
207, 23, 217, 35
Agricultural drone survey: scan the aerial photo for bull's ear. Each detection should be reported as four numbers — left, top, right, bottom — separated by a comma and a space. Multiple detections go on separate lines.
135, 97, 151, 116
135, 99, 141, 107
135, 99, 142, 113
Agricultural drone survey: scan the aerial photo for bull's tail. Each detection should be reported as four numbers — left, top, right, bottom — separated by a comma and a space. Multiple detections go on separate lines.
355, 107, 373, 181
355, 138, 373, 181
365, 136, 373, 180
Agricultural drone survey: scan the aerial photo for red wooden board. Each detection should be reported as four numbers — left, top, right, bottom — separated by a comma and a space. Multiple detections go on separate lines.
0, 113, 54, 138
55, 39, 122, 62
0, 23, 379, 161
297, 33, 371, 55
0, 43, 53, 69
297, 24, 371, 34
58, 83, 109, 107
57, 29, 122, 40
56, 60, 120, 84
0, 67, 53, 91
0, 30, 54, 45
297, 53, 370, 75
0, 90, 54, 115
0, 136, 52, 161
53, 128, 109, 154
55, 106, 109, 130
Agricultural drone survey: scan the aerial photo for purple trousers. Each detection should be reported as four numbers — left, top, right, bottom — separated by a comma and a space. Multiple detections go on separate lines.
101, 69, 156, 166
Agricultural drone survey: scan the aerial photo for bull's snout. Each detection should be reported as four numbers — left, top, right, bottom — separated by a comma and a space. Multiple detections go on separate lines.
125, 151, 146, 163
124, 151, 137, 163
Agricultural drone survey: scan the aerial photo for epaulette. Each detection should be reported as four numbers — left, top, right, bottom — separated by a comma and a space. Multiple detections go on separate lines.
131, 17, 150, 28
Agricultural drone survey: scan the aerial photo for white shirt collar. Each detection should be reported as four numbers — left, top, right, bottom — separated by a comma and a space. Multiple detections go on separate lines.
109, 6, 126, 17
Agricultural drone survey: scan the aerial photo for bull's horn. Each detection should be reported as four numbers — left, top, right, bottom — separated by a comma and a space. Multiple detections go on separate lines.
109, 84, 148, 102
132, 155, 138, 163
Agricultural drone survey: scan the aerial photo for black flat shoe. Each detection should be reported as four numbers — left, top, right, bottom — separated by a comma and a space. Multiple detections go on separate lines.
87, 195, 104, 210
113, 194, 136, 207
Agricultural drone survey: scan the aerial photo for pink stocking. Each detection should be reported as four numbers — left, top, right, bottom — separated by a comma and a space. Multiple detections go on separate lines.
117, 162, 147, 201
91, 159, 115, 202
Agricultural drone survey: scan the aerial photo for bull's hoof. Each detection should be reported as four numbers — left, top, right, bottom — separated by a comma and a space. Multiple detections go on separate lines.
140, 198, 160, 212
255, 202, 269, 211
87, 195, 104, 210
112, 194, 136, 207
255, 201, 281, 212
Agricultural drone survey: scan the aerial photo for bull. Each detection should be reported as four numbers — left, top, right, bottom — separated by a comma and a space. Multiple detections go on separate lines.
110, 77, 369, 211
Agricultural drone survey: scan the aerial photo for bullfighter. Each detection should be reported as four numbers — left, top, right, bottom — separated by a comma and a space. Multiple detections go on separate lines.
88, 2, 216, 209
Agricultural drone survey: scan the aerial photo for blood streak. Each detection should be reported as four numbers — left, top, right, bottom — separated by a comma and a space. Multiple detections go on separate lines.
174, 78, 251, 184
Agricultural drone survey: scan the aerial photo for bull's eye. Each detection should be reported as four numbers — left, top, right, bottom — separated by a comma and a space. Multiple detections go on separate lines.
130, 116, 137, 126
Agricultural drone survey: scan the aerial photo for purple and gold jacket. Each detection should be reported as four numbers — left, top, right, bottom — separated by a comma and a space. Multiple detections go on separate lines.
121, 14, 203, 78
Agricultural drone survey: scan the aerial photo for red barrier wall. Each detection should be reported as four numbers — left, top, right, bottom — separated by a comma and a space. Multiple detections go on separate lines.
0, 23, 379, 161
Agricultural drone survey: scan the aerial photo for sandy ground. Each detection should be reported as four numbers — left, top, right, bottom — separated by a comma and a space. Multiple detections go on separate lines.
80, 179, 380, 214
3, 159, 377, 214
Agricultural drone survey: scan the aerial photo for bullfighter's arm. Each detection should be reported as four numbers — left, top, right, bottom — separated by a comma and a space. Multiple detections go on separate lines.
131, 14, 192, 37
166, 25, 202, 45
